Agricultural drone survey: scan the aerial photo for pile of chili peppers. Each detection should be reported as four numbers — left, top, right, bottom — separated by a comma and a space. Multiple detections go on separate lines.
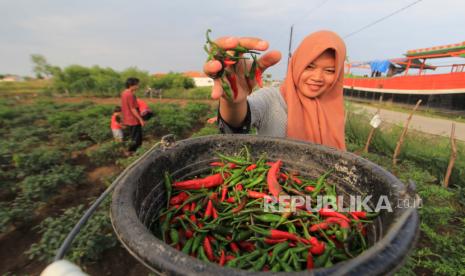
156, 148, 377, 271
204, 29, 263, 101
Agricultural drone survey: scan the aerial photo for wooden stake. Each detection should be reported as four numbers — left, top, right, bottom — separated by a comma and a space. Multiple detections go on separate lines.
392, 99, 422, 166
444, 123, 457, 188
363, 95, 383, 153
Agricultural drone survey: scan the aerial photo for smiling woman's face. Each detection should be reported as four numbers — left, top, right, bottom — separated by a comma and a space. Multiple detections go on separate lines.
297, 49, 336, 98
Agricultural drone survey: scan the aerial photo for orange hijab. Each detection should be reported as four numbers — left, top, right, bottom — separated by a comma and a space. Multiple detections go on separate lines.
280, 30, 346, 150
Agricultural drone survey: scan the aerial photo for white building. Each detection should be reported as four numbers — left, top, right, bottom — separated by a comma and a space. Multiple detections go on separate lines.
183, 71, 213, 87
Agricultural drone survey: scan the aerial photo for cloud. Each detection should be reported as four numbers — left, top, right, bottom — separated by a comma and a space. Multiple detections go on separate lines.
0, 0, 464, 78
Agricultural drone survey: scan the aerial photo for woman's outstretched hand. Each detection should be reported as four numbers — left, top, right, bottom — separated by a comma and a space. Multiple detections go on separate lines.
203, 35, 282, 103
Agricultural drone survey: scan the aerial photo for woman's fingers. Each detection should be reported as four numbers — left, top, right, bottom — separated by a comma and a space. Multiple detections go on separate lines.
257, 50, 282, 71
211, 79, 224, 100
203, 60, 223, 77
214, 36, 239, 49
238, 37, 269, 51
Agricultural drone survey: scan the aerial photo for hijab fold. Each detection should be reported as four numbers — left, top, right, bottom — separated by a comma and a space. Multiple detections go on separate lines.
280, 30, 346, 150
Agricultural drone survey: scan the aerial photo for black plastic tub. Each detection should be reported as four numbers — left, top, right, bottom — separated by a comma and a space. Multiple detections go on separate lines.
110, 134, 420, 275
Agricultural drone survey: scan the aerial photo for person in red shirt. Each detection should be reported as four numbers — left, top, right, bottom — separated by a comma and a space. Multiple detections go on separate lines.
137, 98, 153, 121
121, 77, 145, 152
110, 106, 124, 142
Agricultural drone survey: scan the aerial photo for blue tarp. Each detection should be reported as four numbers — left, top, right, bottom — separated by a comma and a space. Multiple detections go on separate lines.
369, 60, 391, 73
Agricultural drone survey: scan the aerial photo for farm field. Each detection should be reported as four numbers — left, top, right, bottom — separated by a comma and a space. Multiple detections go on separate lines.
0, 84, 464, 275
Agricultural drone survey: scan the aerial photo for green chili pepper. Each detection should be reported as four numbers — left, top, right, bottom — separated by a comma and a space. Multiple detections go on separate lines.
192, 234, 205, 253
216, 152, 250, 166
212, 233, 229, 243
271, 242, 289, 263
182, 238, 194, 254
312, 169, 333, 197
234, 230, 253, 241
314, 246, 333, 268
253, 213, 282, 223
197, 246, 210, 262
251, 254, 268, 271
164, 171, 172, 209
290, 251, 301, 271
271, 263, 281, 272
277, 256, 293, 272
244, 173, 265, 188
169, 228, 179, 245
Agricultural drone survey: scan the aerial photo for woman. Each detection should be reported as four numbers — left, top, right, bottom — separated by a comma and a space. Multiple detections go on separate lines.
204, 30, 346, 150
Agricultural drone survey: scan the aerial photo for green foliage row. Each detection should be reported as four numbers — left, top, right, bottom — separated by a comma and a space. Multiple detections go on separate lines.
372, 157, 465, 276
1, 164, 85, 229
28, 55, 197, 96
151, 72, 195, 90
26, 198, 116, 263
51, 65, 152, 96
345, 111, 465, 190
146, 102, 212, 138
161, 86, 211, 99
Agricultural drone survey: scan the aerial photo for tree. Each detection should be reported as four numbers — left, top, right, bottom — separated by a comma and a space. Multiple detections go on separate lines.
30, 54, 60, 79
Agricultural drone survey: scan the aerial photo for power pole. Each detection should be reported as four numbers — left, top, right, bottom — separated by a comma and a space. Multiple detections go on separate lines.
287, 25, 294, 74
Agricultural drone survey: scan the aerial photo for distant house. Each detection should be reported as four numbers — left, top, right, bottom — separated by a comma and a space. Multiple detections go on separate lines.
0, 75, 24, 82
183, 71, 213, 87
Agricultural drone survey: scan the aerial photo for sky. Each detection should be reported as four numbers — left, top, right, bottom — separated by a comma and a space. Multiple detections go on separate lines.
1, 0, 464, 79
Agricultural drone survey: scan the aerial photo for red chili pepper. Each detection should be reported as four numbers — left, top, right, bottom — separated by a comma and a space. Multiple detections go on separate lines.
309, 222, 330, 232
205, 200, 213, 218
350, 211, 367, 219
219, 249, 226, 266
169, 192, 189, 205
306, 251, 314, 269
203, 236, 215, 261
225, 255, 235, 263
280, 173, 288, 181
225, 197, 235, 203
232, 199, 246, 213
249, 225, 301, 241
267, 160, 283, 198
247, 190, 268, 199
220, 186, 228, 202
212, 206, 219, 219
238, 241, 255, 252
190, 202, 196, 212
210, 161, 225, 167
319, 208, 351, 223
185, 229, 193, 239
349, 213, 360, 220
305, 186, 316, 192
209, 192, 218, 201
182, 204, 190, 213
235, 184, 243, 191
190, 214, 197, 223
245, 164, 257, 171
173, 173, 224, 190
291, 175, 302, 185
223, 57, 236, 66
255, 67, 263, 88
229, 242, 240, 253
227, 163, 237, 169
226, 73, 238, 100
325, 217, 350, 229
264, 238, 288, 244
309, 237, 326, 255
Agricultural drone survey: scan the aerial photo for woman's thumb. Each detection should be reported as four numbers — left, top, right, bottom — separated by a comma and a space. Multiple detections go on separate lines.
211, 79, 224, 100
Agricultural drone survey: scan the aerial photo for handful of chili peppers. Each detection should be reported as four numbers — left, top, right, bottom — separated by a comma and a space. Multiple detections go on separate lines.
204, 29, 264, 101
156, 147, 377, 271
